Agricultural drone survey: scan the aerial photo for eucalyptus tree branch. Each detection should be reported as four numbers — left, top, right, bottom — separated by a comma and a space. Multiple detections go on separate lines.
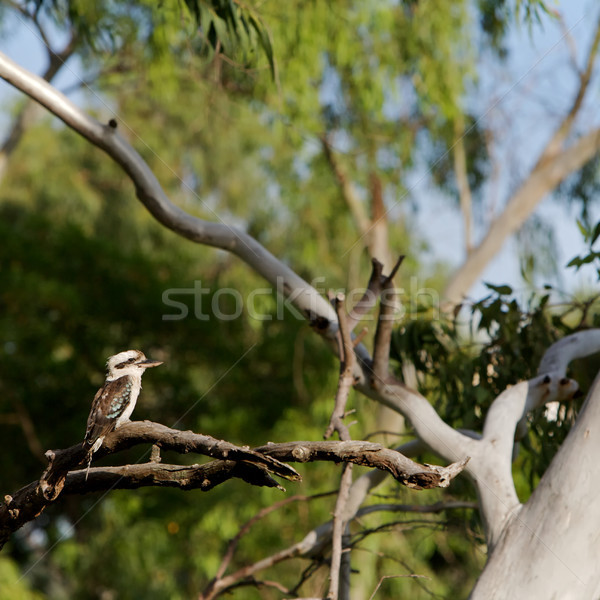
453, 118, 474, 254
443, 15, 600, 306
482, 374, 579, 458
443, 124, 600, 305
0, 51, 339, 336
325, 293, 357, 599
0, 420, 301, 550
328, 463, 353, 600
371, 259, 403, 385
538, 329, 600, 376
0, 421, 467, 551
346, 256, 404, 333
546, 13, 600, 156
465, 331, 600, 548
256, 440, 467, 489
325, 293, 356, 441
470, 370, 600, 599
362, 328, 600, 550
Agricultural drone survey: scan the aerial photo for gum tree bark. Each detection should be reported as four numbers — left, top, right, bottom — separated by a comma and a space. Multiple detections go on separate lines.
470, 370, 600, 599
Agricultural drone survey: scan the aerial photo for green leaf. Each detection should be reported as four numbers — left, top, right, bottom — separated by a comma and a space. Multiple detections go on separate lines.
591, 221, 600, 245
248, 12, 276, 80
576, 218, 589, 240
483, 282, 513, 295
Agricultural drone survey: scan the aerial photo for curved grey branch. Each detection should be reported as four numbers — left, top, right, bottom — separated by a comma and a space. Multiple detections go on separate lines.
538, 329, 600, 377
0, 51, 338, 335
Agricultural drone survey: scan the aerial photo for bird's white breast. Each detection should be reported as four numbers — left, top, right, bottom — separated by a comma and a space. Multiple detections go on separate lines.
114, 375, 142, 428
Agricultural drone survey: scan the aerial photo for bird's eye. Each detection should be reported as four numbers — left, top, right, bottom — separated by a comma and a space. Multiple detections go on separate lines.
115, 357, 137, 369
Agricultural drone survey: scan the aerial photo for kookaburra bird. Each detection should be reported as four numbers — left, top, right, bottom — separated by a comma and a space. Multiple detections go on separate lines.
83, 350, 162, 477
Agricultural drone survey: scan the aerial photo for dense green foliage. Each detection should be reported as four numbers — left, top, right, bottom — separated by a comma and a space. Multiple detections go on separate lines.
1, 1, 598, 598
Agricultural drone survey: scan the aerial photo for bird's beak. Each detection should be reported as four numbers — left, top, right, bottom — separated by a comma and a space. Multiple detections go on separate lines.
140, 358, 163, 368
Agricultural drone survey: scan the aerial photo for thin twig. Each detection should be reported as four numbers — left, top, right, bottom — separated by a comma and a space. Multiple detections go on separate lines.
326, 294, 358, 598
346, 259, 384, 332
325, 294, 357, 440
368, 574, 430, 600
207, 492, 333, 595
371, 256, 405, 386
328, 463, 354, 600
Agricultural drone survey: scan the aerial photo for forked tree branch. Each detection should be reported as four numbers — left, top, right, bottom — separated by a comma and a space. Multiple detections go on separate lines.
0, 420, 468, 550
443, 15, 600, 306
371, 257, 404, 385
325, 293, 356, 441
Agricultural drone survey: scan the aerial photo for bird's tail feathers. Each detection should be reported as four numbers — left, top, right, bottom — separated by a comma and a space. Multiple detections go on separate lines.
85, 452, 93, 481
83, 442, 94, 482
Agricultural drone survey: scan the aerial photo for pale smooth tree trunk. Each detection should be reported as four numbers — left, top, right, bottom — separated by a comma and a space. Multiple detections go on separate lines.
470, 371, 600, 599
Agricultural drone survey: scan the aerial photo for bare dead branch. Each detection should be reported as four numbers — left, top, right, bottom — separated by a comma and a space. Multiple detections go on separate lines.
327, 463, 353, 600
356, 500, 478, 518
346, 258, 384, 332
0, 422, 301, 550
37, 420, 300, 503
0, 423, 467, 551
371, 256, 404, 386
325, 294, 356, 440
1, 459, 287, 553
256, 440, 468, 490
204, 492, 335, 599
